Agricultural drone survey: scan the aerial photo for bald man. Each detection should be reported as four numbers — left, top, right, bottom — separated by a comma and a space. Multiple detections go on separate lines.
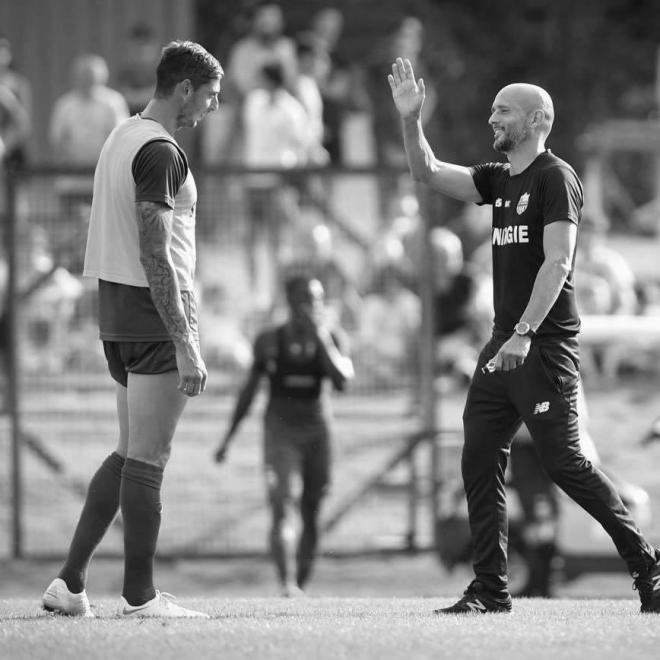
389, 58, 660, 614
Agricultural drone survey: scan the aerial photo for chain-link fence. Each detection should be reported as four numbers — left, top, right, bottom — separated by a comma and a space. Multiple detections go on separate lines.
1, 165, 444, 559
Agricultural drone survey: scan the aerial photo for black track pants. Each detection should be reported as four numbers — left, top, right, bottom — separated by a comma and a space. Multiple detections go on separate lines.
461, 334, 656, 593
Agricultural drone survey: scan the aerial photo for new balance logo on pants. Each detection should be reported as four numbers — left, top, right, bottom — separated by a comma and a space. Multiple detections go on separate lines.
533, 401, 550, 415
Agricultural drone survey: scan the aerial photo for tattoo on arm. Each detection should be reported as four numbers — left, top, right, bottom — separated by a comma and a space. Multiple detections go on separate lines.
136, 201, 190, 344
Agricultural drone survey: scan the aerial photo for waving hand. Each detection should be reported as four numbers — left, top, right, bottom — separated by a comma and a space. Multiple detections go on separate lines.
388, 57, 426, 119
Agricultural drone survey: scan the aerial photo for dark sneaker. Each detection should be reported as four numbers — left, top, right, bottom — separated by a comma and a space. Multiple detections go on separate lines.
633, 558, 660, 613
434, 580, 512, 614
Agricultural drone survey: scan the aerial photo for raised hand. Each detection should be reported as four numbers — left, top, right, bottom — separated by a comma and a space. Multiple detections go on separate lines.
388, 57, 426, 119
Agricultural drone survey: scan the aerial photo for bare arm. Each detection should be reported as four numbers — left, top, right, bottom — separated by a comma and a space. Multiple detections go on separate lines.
214, 368, 261, 462
136, 200, 207, 395
214, 336, 269, 462
493, 221, 577, 371
388, 57, 481, 203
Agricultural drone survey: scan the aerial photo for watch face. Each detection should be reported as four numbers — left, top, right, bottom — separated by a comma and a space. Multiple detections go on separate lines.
516, 322, 531, 335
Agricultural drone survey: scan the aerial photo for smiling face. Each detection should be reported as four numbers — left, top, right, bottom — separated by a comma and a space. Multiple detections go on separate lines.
489, 90, 531, 153
177, 77, 221, 129
489, 83, 554, 154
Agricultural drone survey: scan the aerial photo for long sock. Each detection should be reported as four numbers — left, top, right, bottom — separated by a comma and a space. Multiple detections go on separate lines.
58, 452, 125, 593
120, 458, 164, 606
296, 501, 321, 589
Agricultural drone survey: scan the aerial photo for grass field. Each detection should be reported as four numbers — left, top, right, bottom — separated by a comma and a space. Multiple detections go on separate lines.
1, 594, 659, 660
3, 358, 660, 659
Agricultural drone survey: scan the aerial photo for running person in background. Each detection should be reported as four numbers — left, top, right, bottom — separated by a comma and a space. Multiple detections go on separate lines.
214, 275, 354, 596
388, 57, 660, 614
42, 41, 223, 619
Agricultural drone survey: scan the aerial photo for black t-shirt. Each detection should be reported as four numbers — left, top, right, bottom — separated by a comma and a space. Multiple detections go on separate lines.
132, 137, 187, 208
471, 150, 583, 336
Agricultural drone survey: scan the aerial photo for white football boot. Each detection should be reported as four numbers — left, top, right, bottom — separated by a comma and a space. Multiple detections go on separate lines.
118, 591, 210, 618
42, 578, 95, 617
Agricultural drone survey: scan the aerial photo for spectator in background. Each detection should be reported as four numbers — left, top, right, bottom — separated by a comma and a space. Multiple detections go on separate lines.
214, 275, 354, 597
49, 54, 129, 210
366, 17, 437, 220
295, 37, 330, 166
242, 60, 310, 310
0, 33, 32, 169
211, 1, 297, 163
355, 262, 421, 388
430, 227, 492, 389
574, 213, 639, 379
574, 213, 638, 316
50, 54, 130, 167
14, 225, 84, 374
305, 7, 369, 165
0, 82, 30, 176
0, 79, 30, 230
226, 1, 296, 100
199, 281, 252, 372
117, 24, 160, 115
367, 16, 437, 170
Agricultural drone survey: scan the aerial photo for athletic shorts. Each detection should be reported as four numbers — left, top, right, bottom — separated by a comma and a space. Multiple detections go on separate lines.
263, 408, 331, 506
102, 340, 177, 387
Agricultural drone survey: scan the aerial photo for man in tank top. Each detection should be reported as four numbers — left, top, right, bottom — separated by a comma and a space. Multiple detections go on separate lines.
42, 40, 223, 619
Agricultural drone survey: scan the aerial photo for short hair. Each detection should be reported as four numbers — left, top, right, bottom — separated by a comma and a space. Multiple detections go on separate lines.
285, 274, 323, 305
285, 274, 311, 300
155, 40, 223, 97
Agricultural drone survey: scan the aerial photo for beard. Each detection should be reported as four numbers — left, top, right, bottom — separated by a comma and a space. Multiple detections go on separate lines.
493, 124, 528, 153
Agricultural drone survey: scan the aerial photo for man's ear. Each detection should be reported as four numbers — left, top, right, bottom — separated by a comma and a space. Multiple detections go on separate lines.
177, 78, 193, 98
530, 108, 544, 128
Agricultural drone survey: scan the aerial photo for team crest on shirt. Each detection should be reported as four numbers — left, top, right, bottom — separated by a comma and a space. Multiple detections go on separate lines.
516, 193, 530, 215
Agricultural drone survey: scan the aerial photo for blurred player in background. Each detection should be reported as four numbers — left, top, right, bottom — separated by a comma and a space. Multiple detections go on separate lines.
389, 56, 660, 614
42, 40, 223, 619
214, 275, 354, 596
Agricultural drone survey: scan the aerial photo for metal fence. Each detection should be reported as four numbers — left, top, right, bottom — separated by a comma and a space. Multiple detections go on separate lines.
1, 164, 444, 559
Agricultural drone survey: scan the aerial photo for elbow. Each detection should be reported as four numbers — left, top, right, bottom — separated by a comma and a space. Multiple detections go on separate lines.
139, 247, 169, 269
556, 257, 573, 278
549, 256, 572, 283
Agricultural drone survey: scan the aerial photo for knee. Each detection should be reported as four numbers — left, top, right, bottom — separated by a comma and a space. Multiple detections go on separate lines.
542, 452, 589, 485
269, 488, 294, 524
128, 445, 171, 469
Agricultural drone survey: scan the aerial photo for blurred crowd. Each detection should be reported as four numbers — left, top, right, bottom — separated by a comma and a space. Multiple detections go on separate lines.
2, 3, 660, 397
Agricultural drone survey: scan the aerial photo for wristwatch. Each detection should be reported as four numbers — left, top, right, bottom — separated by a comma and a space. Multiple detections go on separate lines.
514, 321, 535, 338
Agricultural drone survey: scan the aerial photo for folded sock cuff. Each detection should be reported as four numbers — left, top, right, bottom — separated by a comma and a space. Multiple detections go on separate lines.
121, 458, 164, 490
103, 451, 126, 479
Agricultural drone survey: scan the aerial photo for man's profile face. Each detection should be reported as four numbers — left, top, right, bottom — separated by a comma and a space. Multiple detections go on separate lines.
489, 91, 530, 153
177, 78, 221, 129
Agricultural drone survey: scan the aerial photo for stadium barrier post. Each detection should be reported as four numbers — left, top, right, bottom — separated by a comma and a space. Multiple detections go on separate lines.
5, 169, 24, 558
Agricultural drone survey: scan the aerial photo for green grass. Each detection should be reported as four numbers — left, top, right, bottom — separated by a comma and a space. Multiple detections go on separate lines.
1, 596, 658, 660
